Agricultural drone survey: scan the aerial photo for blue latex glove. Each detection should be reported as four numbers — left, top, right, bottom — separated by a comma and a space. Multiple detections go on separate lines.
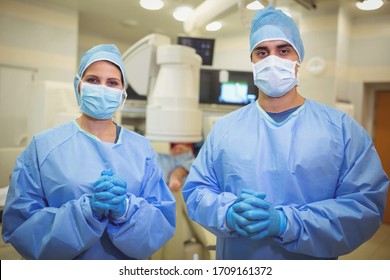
226, 190, 268, 236
99, 169, 127, 192
90, 195, 109, 219
90, 169, 127, 220
91, 192, 127, 219
90, 171, 114, 219
266, 207, 287, 237
231, 190, 287, 239
93, 177, 127, 196
242, 206, 287, 239
226, 205, 252, 236
108, 195, 127, 219
101, 169, 114, 176
100, 169, 128, 219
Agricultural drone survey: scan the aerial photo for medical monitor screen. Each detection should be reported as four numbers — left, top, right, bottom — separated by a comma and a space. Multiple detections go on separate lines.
177, 36, 215, 66
218, 81, 257, 105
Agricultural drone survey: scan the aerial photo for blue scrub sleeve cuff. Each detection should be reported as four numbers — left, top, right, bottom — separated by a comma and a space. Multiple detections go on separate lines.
277, 209, 287, 236
273, 207, 290, 242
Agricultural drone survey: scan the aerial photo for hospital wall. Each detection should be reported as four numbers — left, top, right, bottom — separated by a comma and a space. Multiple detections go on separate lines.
0, 0, 78, 83
0, 0, 78, 186
0, 0, 78, 145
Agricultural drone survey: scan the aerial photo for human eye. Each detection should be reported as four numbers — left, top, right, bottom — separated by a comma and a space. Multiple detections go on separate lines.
106, 79, 122, 88
255, 49, 269, 58
279, 46, 293, 57
85, 77, 99, 84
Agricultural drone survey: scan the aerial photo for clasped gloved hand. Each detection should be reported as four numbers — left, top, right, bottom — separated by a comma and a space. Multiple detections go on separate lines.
90, 169, 128, 220
90, 192, 110, 219
226, 191, 269, 236
226, 189, 287, 239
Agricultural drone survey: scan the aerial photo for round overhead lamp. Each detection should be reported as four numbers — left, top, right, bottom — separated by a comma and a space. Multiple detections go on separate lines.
140, 0, 164, 11
173, 6, 193, 22
246, 1, 264, 10
355, 0, 384, 11
206, 21, 222, 32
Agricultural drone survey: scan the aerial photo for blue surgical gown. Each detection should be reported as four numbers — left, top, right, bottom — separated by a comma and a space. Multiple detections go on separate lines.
182, 99, 389, 260
2, 121, 176, 260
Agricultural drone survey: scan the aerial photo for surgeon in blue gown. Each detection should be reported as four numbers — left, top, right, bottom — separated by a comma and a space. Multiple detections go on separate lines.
2, 44, 175, 260
182, 6, 389, 260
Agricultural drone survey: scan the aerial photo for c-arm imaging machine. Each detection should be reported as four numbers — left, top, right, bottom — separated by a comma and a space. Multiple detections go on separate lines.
122, 34, 203, 143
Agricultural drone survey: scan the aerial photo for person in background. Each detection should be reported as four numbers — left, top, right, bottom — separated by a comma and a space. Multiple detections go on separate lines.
182, 6, 389, 260
151, 143, 211, 260
2, 44, 175, 260
164, 143, 195, 192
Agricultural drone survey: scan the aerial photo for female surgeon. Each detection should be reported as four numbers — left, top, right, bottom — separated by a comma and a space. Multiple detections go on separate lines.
1, 44, 176, 260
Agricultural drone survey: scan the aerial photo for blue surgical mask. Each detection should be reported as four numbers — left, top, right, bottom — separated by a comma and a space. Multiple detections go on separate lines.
79, 81, 126, 120
252, 55, 299, 98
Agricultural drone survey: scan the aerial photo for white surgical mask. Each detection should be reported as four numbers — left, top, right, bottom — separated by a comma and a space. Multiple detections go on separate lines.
252, 55, 299, 98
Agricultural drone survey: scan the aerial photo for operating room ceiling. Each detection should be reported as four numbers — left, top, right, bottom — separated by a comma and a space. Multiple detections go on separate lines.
24, 0, 390, 45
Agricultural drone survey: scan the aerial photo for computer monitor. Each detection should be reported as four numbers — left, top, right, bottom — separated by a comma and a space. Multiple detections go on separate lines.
177, 36, 215, 66
218, 81, 257, 105
219, 81, 248, 104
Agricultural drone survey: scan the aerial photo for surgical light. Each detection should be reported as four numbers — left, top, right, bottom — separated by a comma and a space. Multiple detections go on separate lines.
206, 21, 222, 32
246, 1, 264, 10
140, 0, 164, 11
173, 7, 193, 22
355, 0, 384, 10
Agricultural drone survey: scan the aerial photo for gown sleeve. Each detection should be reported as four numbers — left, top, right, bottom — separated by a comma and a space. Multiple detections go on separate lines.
1, 139, 108, 259
182, 130, 238, 237
106, 148, 176, 260
278, 115, 389, 257
2, 139, 175, 260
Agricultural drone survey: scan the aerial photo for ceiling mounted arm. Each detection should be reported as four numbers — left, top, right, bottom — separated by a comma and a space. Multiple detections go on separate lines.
294, 0, 317, 10
184, 0, 239, 34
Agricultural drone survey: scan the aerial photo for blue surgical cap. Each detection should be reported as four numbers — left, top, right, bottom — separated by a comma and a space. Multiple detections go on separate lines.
73, 44, 126, 106
250, 6, 304, 62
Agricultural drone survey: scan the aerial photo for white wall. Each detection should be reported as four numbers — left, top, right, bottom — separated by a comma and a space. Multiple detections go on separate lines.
0, 0, 78, 82
348, 14, 390, 126
299, 8, 339, 106
0, 0, 79, 185
208, 33, 252, 72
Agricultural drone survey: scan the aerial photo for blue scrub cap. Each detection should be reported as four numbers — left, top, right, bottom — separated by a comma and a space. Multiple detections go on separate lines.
73, 44, 127, 106
249, 5, 304, 62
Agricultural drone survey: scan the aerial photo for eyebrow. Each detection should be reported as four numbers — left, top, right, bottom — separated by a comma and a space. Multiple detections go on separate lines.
84, 75, 121, 81
83, 74, 100, 80
254, 43, 293, 51
276, 43, 293, 49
